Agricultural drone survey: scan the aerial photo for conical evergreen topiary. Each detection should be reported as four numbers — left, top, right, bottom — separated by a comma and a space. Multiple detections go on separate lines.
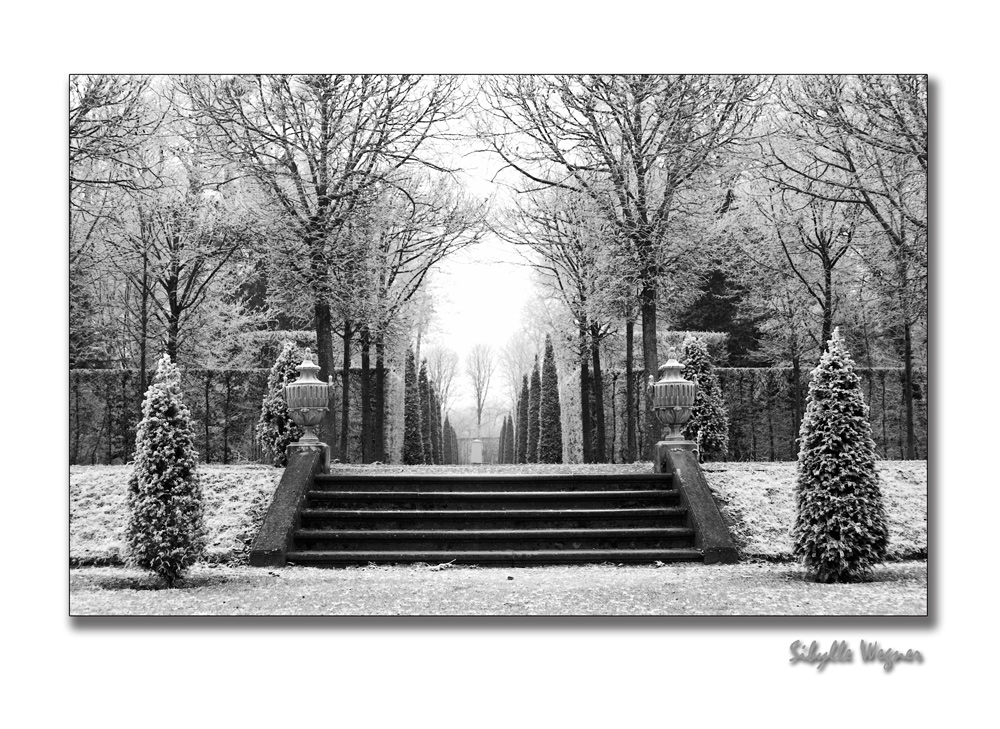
256, 341, 305, 467
516, 376, 529, 464
498, 415, 507, 463
125, 354, 206, 587
792, 328, 889, 583
538, 334, 563, 463
504, 413, 515, 464
429, 382, 443, 465
527, 356, 541, 463
419, 359, 434, 464
402, 348, 424, 465
442, 415, 454, 464
681, 338, 730, 461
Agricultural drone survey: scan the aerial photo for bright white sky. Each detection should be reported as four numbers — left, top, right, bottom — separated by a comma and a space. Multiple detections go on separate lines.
427, 236, 534, 361
420, 111, 538, 418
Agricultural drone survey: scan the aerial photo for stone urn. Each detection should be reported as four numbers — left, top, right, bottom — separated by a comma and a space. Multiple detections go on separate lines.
284, 357, 329, 444
652, 347, 697, 440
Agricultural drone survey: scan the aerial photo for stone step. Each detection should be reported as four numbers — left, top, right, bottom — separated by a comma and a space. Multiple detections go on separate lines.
313, 473, 674, 492
293, 527, 696, 551
298, 506, 690, 530
304, 489, 678, 510
284, 548, 705, 566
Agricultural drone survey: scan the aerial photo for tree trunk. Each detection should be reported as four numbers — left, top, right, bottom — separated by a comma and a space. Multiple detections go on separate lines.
314, 300, 337, 446
903, 319, 916, 459
791, 355, 803, 457
640, 284, 660, 458
137, 250, 150, 398
578, 321, 592, 464
203, 371, 211, 463
374, 334, 386, 462
625, 318, 636, 462
340, 320, 352, 462
360, 326, 372, 463
223, 372, 232, 464
590, 322, 607, 462
822, 263, 834, 349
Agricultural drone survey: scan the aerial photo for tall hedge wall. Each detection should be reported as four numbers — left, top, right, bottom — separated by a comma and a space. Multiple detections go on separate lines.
69, 367, 399, 465
570, 366, 927, 463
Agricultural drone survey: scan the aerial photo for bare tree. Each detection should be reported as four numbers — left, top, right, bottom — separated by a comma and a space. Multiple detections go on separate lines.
497, 331, 536, 412
182, 74, 465, 442
480, 74, 767, 456
768, 75, 926, 458
425, 345, 461, 416
465, 343, 497, 437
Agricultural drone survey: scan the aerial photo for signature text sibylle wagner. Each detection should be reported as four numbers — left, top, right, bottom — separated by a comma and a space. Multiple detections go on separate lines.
789, 640, 924, 672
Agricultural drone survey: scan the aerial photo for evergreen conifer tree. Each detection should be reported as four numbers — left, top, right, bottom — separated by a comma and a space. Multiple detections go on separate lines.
125, 354, 206, 587
498, 415, 507, 463
503, 413, 516, 463
256, 341, 305, 467
402, 348, 424, 465
792, 328, 889, 583
681, 338, 730, 461
418, 359, 434, 464
527, 356, 542, 463
539, 334, 563, 463
442, 415, 454, 464
516, 375, 529, 463
448, 421, 460, 464
429, 382, 443, 465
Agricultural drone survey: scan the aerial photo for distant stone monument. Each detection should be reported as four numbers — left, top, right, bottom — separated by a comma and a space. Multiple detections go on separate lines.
470, 438, 483, 464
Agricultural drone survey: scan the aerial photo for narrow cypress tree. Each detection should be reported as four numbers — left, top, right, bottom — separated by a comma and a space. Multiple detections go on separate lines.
527, 355, 541, 463
442, 415, 453, 464
498, 414, 507, 463
418, 359, 433, 464
429, 382, 443, 465
256, 341, 304, 467
125, 354, 205, 587
402, 348, 424, 465
792, 328, 889, 583
516, 375, 529, 463
448, 421, 460, 464
503, 412, 515, 463
539, 334, 563, 463
681, 338, 730, 461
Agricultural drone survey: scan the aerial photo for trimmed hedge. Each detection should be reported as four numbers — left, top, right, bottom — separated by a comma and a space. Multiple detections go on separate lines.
70, 367, 393, 465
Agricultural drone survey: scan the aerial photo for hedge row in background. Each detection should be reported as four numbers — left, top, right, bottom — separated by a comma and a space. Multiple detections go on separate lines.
591, 366, 926, 463
72, 364, 926, 465
69, 367, 400, 465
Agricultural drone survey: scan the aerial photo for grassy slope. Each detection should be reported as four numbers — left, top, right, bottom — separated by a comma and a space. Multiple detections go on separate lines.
705, 461, 927, 561
69, 464, 281, 566
69, 460, 926, 565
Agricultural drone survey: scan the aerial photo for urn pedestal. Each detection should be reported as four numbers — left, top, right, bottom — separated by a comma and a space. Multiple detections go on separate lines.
651, 348, 698, 474
284, 357, 332, 472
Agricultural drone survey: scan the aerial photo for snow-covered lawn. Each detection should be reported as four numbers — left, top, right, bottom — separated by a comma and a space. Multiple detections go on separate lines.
70, 464, 281, 566
705, 460, 926, 561
69, 460, 927, 565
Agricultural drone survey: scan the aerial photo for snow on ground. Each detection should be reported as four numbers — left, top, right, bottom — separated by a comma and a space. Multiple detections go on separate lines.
69, 460, 927, 565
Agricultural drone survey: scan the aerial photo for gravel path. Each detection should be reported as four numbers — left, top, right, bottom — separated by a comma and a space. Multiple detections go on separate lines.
70, 561, 926, 616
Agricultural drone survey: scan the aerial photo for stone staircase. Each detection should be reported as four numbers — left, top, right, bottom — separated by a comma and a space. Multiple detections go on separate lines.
283, 473, 705, 566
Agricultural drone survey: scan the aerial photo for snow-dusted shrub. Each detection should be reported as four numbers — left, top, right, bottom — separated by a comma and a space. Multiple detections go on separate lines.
125, 354, 206, 586
682, 338, 729, 461
256, 341, 304, 467
792, 328, 889, 583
